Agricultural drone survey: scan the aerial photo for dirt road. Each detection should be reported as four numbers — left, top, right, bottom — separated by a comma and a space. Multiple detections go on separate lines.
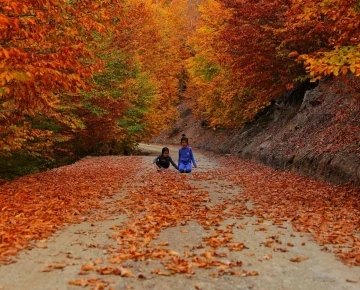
0, 143, 359, 290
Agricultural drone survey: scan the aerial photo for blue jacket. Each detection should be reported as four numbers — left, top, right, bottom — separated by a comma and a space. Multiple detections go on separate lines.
178, 146, 197, 166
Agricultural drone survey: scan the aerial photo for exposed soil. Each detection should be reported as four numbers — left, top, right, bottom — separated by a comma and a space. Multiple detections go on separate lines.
153, 76, 360, 187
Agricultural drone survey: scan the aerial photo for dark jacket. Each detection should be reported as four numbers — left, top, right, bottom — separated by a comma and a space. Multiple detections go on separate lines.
153, 155, 178, 169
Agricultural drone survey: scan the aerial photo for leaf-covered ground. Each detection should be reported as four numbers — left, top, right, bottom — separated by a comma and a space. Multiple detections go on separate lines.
0, 156, 139, 265
220, 157, 360, 266
0, 146, 360, 290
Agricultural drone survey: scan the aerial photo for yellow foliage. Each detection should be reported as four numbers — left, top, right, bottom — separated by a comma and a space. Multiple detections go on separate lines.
302, 45, 360, 81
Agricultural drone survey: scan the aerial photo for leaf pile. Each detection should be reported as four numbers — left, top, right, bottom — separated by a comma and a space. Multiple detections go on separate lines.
220, 157, 360, 266
1, 150, 360, 290
89, 171, 253, 278
0, 156, 140, 265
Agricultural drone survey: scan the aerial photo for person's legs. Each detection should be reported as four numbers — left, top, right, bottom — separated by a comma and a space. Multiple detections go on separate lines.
156, 161, 170, 169
156, 166, 168, 173
155, 161, 167, 172
185, 163, 192, 173
178, 162, 186, 173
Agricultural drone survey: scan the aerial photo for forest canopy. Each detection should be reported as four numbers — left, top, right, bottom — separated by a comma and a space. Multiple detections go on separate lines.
0, 0, 359, 179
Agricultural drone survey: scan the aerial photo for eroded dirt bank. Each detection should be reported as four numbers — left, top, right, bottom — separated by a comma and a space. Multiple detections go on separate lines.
153, 76, 360, 187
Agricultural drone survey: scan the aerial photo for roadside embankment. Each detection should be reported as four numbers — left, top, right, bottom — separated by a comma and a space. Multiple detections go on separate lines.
153, 76, 360, 187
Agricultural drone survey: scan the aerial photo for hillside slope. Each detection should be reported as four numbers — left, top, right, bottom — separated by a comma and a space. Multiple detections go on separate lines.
153, 76, 360, 187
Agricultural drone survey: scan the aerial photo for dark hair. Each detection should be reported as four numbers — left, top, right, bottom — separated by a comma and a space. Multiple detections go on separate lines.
162, 147, 169, 154
181, 134, 188, 143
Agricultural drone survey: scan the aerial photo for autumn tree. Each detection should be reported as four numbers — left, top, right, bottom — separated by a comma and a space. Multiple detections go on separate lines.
186, 0, 295, 128
0, 0, 198, 177
0, 0, 107, 157
107, 0, 200, 140
283, 0, 360, 81
185, 0, 360, 129
185, 0, 232, 128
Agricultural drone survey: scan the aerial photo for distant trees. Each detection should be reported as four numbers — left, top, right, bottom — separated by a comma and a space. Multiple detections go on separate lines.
185, 0, 360, 128
0, 0, 189, 164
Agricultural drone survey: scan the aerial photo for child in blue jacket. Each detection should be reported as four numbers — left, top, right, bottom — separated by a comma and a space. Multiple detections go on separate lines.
178, 134, 197, 173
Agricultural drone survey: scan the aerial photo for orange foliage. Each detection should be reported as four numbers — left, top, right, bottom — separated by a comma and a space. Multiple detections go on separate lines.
0, 156, 139, 264
2, 0, 359, 156
186, 0, 299, 128
186, 0, 360, 128
107, 0, 186, 137
186, 0, 241, 128
0, 0, 195, 156
0, 0, 108, 153
283, 0, 360, 80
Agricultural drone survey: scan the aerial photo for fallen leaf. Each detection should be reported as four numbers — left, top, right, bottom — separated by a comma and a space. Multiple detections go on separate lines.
119, 267, 134, 277
151, 269, 171, 276
81, 261, 95, 271
168, 250, 179, 256
263, 254, 272, 260
138, 274, 146, 280
68, 279, 87, 287
290, 256, 309, 262
93, 258, 103, 265
346, 279, 358, 283
40, 266, 53, 272
36, 243, 48, 249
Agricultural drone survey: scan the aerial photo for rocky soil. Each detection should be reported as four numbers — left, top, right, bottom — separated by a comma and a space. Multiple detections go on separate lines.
153, 76, 360, 187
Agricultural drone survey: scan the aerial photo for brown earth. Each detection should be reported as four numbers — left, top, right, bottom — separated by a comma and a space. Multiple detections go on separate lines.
152, 76, 360, 187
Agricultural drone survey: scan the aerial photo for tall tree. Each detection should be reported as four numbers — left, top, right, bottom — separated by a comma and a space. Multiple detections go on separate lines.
0, 0, 107, 155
